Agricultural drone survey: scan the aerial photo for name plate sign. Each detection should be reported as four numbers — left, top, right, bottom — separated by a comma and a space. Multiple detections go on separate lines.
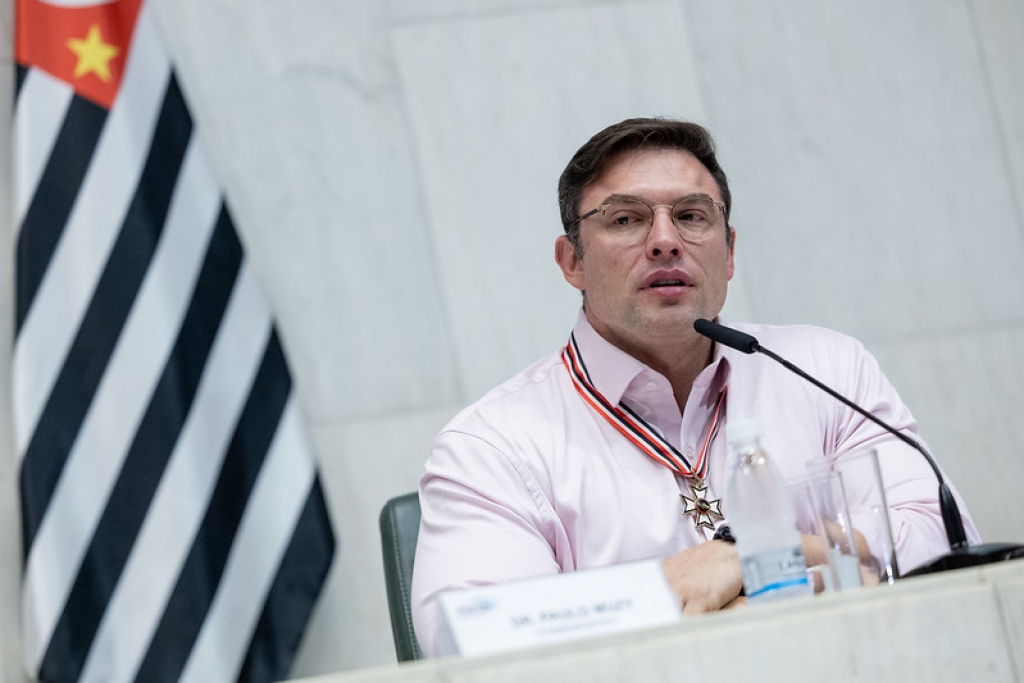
437, 559, 681, 657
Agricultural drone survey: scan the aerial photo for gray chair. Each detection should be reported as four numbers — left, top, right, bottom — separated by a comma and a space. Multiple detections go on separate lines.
379, 492, 423, 661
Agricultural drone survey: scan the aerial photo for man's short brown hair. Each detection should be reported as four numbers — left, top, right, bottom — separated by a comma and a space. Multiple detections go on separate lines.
558, 118, 732, 253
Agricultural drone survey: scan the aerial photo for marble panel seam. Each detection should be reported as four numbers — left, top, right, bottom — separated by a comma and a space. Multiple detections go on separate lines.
993, 578, 1024, 682
965, 0, 1024, 240
861, 316, 1024, 348
389, 0, 667, 27
386, 31, 472, 404
307, 401, 469, 429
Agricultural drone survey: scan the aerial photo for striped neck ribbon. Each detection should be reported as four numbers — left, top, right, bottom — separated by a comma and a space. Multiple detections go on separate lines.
561, 332, 727, 482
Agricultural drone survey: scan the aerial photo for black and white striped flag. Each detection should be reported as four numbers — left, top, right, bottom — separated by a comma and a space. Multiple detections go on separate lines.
13, 1, 336, 681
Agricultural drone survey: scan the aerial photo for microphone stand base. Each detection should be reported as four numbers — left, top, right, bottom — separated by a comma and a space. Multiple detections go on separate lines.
902, 542, 1024, 577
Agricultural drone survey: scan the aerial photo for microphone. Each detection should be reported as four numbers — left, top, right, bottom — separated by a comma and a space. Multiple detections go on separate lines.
694, 318, 1024, 576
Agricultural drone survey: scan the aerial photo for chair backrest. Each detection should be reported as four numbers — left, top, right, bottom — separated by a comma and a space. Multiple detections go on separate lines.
379, 492, 423, 661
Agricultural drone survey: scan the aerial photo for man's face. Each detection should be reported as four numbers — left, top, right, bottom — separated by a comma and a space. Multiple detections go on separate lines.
555, 148, 735, 357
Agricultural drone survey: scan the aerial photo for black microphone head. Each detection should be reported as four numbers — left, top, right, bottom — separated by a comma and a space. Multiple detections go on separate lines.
693, 319, 759, 354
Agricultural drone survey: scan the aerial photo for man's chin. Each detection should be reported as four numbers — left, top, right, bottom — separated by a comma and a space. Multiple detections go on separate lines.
636, 313, 707, 341
644, 302, 706, 327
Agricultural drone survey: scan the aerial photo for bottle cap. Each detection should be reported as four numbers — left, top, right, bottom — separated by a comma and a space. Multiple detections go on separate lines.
726, 418, 761, 446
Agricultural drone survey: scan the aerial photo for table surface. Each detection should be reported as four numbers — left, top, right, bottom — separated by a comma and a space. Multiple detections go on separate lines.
292, 559, 1024, 683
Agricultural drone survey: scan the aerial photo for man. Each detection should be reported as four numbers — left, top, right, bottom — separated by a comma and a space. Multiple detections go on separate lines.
410, 118, 979, 657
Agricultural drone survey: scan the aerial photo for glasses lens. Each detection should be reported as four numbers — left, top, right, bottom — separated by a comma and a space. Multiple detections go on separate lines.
593, 195, 723, 237
600, 199, 653, 229
673, 195, 721, 234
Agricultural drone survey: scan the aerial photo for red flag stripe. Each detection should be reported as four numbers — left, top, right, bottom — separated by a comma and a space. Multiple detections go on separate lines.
16, 0, 144, 108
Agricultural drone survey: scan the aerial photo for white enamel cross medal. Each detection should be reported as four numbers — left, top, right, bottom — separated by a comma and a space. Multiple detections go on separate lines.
680, 479, 723, 530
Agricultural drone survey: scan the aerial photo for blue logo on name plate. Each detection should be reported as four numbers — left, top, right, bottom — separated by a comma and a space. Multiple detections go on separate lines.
456, 597, 496, 616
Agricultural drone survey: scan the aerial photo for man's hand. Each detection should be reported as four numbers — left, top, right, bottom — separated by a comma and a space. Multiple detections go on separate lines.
660, 540, 743, 615
801, 531, 880, 590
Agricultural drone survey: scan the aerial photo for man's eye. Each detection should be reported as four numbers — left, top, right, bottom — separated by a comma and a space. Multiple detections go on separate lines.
609, 212, 644, 226
676, 210, 709, 224
604, 202, 650, 227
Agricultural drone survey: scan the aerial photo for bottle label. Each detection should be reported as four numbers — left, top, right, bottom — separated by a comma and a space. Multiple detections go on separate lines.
741, 547, 811, 601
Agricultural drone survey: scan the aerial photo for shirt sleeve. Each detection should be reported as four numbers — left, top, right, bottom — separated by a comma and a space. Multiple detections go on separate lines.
826, 334, 981, 573
410, 428, 566, 658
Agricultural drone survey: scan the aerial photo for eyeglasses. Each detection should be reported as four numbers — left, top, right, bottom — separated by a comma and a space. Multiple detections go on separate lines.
573, 193, 726, 240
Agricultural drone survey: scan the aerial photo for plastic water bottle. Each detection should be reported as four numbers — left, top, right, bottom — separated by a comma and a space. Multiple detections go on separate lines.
726, 419, 812, 602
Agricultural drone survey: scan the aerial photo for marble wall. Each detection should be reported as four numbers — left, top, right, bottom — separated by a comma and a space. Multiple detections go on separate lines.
1, 0, 1022, 680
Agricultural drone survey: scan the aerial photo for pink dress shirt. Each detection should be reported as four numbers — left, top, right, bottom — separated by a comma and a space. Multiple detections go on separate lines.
411, 312, 979, 656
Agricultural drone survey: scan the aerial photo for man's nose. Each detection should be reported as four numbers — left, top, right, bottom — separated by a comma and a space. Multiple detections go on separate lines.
646, 208, 683, 258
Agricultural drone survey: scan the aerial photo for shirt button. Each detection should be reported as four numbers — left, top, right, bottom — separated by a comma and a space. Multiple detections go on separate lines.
647, 381, 657, 391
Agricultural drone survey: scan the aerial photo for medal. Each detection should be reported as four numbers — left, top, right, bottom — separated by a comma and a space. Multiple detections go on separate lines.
680, 479, 724, 530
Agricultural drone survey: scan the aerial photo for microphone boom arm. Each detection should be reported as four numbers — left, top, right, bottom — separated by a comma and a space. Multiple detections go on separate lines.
693, 318, 970, 551
752, 343, 970, 551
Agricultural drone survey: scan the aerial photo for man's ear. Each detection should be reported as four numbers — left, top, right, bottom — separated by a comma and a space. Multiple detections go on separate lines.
555, 235, 585, 291
727, 226, 736, 280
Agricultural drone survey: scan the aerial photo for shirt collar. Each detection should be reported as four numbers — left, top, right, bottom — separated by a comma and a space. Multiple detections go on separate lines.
570, 309, 731, 406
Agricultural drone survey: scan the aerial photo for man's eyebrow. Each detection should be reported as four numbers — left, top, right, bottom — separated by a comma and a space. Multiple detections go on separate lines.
599, 193, 644, 204
599, 192, 719, 205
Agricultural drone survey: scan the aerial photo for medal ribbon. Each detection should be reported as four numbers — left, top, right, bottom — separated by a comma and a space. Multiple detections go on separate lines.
562, 332, 726, 480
